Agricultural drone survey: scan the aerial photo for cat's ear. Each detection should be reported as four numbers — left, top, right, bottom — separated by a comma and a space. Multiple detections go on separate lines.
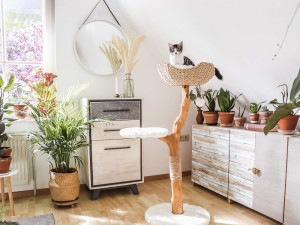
168, 43, 174, 52
178, 41, 183, 48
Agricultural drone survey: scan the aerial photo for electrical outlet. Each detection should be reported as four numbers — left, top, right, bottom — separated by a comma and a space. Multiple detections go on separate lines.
180, 134, 189, 142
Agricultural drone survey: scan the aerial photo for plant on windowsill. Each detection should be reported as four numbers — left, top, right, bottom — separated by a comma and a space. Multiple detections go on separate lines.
190, 86, 205, 124
217, 88, 241, 127
264, 70, 300, 135
202, 89, 219, 125
9, 83, 31, 120
26, 83, 103, 205
259, 106, 273, 124
234, 106, 246, 128
0, 73, 17, 174
249, 101, 265, 124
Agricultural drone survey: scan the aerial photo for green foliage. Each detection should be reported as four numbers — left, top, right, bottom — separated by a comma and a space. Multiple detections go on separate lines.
217, 88, 241, 112
249, 101, 265, 113
265, 70, 300, 135
190, 86, 202, 101
204, 89, 218, 111
26, 83, 105, 173
262, 105, 269, 111
237, 106, 246, 117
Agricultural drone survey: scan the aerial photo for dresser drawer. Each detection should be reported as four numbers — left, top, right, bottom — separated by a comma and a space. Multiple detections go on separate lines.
91, 139, 142, 186
91, 120, 140, 140
90, 100, 140, 120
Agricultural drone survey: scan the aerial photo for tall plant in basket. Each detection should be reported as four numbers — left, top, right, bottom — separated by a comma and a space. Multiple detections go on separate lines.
27, 83, 101, 205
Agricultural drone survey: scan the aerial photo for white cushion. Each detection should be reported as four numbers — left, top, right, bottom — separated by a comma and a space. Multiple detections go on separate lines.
120, 127, 169, 139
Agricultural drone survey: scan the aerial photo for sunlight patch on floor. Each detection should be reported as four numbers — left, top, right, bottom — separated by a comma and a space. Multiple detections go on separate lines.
213, 218, 240, 224
69, 214, 123, 225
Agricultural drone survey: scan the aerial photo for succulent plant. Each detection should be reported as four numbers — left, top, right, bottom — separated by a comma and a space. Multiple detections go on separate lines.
204, 89, 218, 111
217, 88, 241, 112
249, 101, 265, 113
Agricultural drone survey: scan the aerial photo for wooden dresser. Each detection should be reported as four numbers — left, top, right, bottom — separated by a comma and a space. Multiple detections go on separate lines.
81, 98, 143, 200
192, 124, 300, 224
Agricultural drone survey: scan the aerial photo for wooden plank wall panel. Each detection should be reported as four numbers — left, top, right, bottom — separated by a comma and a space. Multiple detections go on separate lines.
192, 125, 229, 198
284, 136, 300, 225
228, 129, 255, 208
252, 133, 287, 223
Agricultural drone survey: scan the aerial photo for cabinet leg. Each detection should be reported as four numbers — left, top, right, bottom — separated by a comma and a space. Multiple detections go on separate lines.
129, 184, 139, 195
227, 198, 234, 204
91, 189, 101, 200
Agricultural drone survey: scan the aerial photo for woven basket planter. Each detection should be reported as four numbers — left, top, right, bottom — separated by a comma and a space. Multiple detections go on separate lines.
157, 63, 215, 86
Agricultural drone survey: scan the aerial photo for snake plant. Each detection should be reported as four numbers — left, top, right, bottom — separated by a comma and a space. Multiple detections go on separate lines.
217, 88, 241, 112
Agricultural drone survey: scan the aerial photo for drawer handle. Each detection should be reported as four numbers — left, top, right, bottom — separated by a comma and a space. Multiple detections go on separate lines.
104, 146, 131, 150
104, 129, 121, 132
103, 109, 130, 112
248, 168, 260, 175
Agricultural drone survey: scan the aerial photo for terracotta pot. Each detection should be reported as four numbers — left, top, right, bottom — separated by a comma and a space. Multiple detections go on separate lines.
203, 111, 219, 125
219, 112, 235, 127
49, 169, 80, 202
259, 111, 273, 124
1, 147, 12, 157
196, 110, 204, 124
0, 156, 12, 174
249, 113, 259, 124
234, 117, 247, 128
278, 115, 299, 131
13, 105, 29, 119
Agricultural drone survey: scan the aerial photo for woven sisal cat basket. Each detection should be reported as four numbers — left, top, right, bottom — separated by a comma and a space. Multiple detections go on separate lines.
157, 62, 215, 86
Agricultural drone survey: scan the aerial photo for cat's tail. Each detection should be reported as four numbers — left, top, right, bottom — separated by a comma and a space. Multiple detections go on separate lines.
215, 68, 223, 80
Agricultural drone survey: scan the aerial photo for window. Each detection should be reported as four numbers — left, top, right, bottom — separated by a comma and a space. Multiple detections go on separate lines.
0, 0, 44, 85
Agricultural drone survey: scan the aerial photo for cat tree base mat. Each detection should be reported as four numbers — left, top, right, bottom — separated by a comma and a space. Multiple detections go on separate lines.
145, 203, 210, 225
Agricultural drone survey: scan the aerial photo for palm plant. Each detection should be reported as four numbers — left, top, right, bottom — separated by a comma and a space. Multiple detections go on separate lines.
27, 83, 101, 173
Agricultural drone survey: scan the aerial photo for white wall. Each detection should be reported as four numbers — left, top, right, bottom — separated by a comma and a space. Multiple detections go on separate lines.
24, 0, 300, 189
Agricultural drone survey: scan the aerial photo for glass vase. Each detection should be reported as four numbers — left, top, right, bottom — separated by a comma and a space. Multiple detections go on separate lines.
123, 73, 134, 98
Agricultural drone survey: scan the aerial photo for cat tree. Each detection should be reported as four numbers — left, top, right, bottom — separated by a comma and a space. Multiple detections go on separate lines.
120, 62, 215, 225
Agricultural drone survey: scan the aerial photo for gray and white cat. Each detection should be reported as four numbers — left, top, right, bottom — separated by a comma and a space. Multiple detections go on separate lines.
168, 41, 223, 80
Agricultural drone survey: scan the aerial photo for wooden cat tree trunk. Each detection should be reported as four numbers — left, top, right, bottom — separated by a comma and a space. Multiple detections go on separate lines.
159, 85, 191, 214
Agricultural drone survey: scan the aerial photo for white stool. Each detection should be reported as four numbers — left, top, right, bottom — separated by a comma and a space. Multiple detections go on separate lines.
0, 169, 18, 216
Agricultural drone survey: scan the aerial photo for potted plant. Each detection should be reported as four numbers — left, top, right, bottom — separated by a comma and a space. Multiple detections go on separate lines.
234, 106, 246, 127
27, 83, 101, 205
259, 106, 273, 124
0, 74, 17, 173
217, 88, 241, 127
265, 70, 300, 134
202, 89, 219, 125
9, 83, 31, 119
190, 86, 205, 124
249, 101, 265, 124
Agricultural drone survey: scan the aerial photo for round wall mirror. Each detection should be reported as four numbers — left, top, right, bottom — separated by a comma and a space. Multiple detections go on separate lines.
74, 20, 126, 76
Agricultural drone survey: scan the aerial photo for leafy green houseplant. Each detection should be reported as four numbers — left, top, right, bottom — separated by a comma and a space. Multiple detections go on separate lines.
265, 70, 300, 134
234, 106, 247, 127
190, 86, 205, 124
202, 89, 219, 125
27, 83, 101, 204
249, 101, 265, 124
217, 88, 241, 126
0, 74, 17, 173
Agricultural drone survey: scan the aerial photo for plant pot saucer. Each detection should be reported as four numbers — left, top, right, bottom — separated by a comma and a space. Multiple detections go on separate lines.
0, 170, 10, 175
278, 129, 297, 135
220, 124, 233, 127
52, 197, 79, 207
206, 123, 218, 126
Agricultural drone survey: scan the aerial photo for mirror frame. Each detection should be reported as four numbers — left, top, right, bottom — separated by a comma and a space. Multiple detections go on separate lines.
73, 19, 127, 76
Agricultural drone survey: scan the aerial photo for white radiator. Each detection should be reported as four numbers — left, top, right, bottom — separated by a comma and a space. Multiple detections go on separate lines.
4, 133, 31, 185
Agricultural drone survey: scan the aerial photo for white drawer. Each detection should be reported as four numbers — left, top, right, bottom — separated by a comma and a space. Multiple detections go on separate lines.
91, 139, 142, 186
91, 120, 140, 140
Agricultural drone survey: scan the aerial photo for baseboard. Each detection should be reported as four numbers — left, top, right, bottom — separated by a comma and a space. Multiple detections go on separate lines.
0, 172, 191, 199
144, 170, 191, 182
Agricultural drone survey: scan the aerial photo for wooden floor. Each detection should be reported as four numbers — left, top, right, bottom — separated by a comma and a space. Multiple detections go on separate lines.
3, 176, 280, 225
